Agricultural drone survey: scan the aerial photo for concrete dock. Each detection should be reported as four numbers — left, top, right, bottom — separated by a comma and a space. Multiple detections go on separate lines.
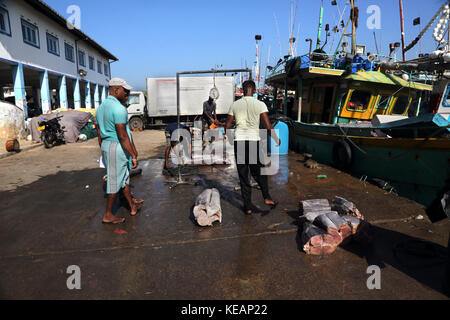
0, 131, 448, 299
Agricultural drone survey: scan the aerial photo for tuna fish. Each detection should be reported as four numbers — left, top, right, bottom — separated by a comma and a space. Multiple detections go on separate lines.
193, 188, 222, 227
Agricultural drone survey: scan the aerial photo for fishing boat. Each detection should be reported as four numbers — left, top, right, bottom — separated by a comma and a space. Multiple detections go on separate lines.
265, 1, 450, 218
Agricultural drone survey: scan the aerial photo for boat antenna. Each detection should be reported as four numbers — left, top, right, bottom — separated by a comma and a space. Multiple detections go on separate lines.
295, 23, 301, 56
373, 31, 379, 55
264, 45, 271, 88
289, 0, 298, 56
274, 13, 283, 59
330, 0, 349, 54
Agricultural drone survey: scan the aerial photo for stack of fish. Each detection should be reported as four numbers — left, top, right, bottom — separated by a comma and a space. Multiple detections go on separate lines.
300, 197, 367, 255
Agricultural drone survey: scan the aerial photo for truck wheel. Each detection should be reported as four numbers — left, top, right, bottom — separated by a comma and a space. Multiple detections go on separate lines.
130, 117, 144, 131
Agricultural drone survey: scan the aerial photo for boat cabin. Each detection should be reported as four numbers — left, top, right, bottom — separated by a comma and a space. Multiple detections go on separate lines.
267, 65, 433, 125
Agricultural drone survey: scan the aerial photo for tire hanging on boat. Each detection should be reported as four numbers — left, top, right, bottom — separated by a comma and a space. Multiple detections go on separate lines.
332, 138, 352, 170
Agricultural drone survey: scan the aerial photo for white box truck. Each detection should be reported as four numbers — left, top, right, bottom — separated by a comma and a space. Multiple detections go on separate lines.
127, 76, 235, 130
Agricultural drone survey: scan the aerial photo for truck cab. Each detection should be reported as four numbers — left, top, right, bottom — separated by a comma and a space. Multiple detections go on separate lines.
126, 91, 147, 131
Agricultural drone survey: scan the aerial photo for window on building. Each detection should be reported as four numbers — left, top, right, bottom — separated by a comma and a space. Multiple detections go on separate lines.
347, 90, 372, 111
21, 20, 39, 48
78, 50, 86, 67
65, 43, 74, 62
104, 63, 109, 77
392, 96, 410, 115
0, 7, 11, 36
89, 56, 95, 71
97, 61, 102, 74
46, 33, 59, 56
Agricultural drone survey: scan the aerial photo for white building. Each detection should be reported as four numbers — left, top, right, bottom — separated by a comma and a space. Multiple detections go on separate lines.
0, 0, 118, 139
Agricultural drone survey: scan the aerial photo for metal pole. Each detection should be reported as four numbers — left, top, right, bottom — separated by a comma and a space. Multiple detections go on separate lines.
284, 77, 288, 116
176, 72, 180, 126
316, 0, 324, 50
399, 0, 406, 61
169, 68, 252, 190
351, 0, 356, 55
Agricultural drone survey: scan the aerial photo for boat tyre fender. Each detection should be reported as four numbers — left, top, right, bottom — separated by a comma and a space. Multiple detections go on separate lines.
332, 139, 352, 170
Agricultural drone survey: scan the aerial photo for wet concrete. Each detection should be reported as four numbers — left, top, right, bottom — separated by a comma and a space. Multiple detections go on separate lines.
0, 152, 448, 299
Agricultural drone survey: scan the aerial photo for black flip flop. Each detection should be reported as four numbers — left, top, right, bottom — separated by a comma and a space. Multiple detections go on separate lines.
266, 201, 279, 210
102, 217, 126, 224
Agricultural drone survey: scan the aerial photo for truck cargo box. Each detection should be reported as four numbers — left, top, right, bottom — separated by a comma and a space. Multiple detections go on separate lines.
146, 76, 235, 117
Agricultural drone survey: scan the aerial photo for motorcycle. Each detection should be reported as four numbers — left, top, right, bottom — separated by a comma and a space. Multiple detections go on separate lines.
38, 115, 66, 149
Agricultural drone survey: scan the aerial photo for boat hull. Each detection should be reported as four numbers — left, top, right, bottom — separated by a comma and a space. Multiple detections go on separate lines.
290, 122, 450, 210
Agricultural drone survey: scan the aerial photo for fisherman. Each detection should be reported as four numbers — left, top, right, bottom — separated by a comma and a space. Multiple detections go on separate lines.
225, 80, 281, 215
95, 78, 143, 224
202, 96, 219, 131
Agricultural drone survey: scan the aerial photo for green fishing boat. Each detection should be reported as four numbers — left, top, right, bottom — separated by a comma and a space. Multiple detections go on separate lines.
265, 2, 450, 218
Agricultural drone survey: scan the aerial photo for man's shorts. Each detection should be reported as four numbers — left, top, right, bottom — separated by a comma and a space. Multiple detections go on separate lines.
101, 140, 130, 194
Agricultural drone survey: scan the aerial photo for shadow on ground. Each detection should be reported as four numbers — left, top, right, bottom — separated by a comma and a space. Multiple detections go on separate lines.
287, 211, 450, 297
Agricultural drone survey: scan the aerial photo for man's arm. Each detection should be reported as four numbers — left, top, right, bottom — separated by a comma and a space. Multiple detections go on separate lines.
164, 146, 171, 169
207, 112, 215, 124
96, 124, 102, 147
129, 132, 138, 158
260, 112, 280, 146
225, 115, 234, 130
116, 124, 138, 169
224, 114, 234, 141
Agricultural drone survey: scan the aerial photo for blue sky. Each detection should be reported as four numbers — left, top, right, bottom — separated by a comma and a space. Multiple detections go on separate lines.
45, 0, 448, 90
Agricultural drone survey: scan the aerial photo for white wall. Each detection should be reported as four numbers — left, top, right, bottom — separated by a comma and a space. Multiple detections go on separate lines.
0, 0, 112, 86
0, 100, 26, 139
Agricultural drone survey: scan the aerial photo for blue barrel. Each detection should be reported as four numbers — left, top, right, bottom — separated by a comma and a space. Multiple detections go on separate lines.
268, 121, 289, 155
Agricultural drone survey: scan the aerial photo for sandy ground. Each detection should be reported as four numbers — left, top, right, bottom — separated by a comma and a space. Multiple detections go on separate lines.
0, 130, 166, 191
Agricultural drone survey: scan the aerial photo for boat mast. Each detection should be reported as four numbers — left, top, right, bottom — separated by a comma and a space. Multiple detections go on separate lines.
399, 0, 406, 61
289, 0, 298, 56
350, 0, 356, 55
316, 0, 324, 50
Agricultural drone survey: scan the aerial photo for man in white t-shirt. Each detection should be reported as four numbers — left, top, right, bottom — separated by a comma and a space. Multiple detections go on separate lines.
225, 80, 280, 215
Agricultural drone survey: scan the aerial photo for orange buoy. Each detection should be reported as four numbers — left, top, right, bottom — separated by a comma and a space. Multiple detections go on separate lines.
5, 139, 20, 152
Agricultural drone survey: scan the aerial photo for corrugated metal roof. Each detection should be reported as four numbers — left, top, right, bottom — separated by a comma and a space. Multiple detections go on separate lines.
344, 71, 433, 91
23, 0, 118, 61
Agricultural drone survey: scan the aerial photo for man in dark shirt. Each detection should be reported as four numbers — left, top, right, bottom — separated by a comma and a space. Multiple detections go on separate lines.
202, 96, 218, 129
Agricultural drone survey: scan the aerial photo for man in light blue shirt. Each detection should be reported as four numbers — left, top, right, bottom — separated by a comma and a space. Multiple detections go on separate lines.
95, 78, 143, 224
